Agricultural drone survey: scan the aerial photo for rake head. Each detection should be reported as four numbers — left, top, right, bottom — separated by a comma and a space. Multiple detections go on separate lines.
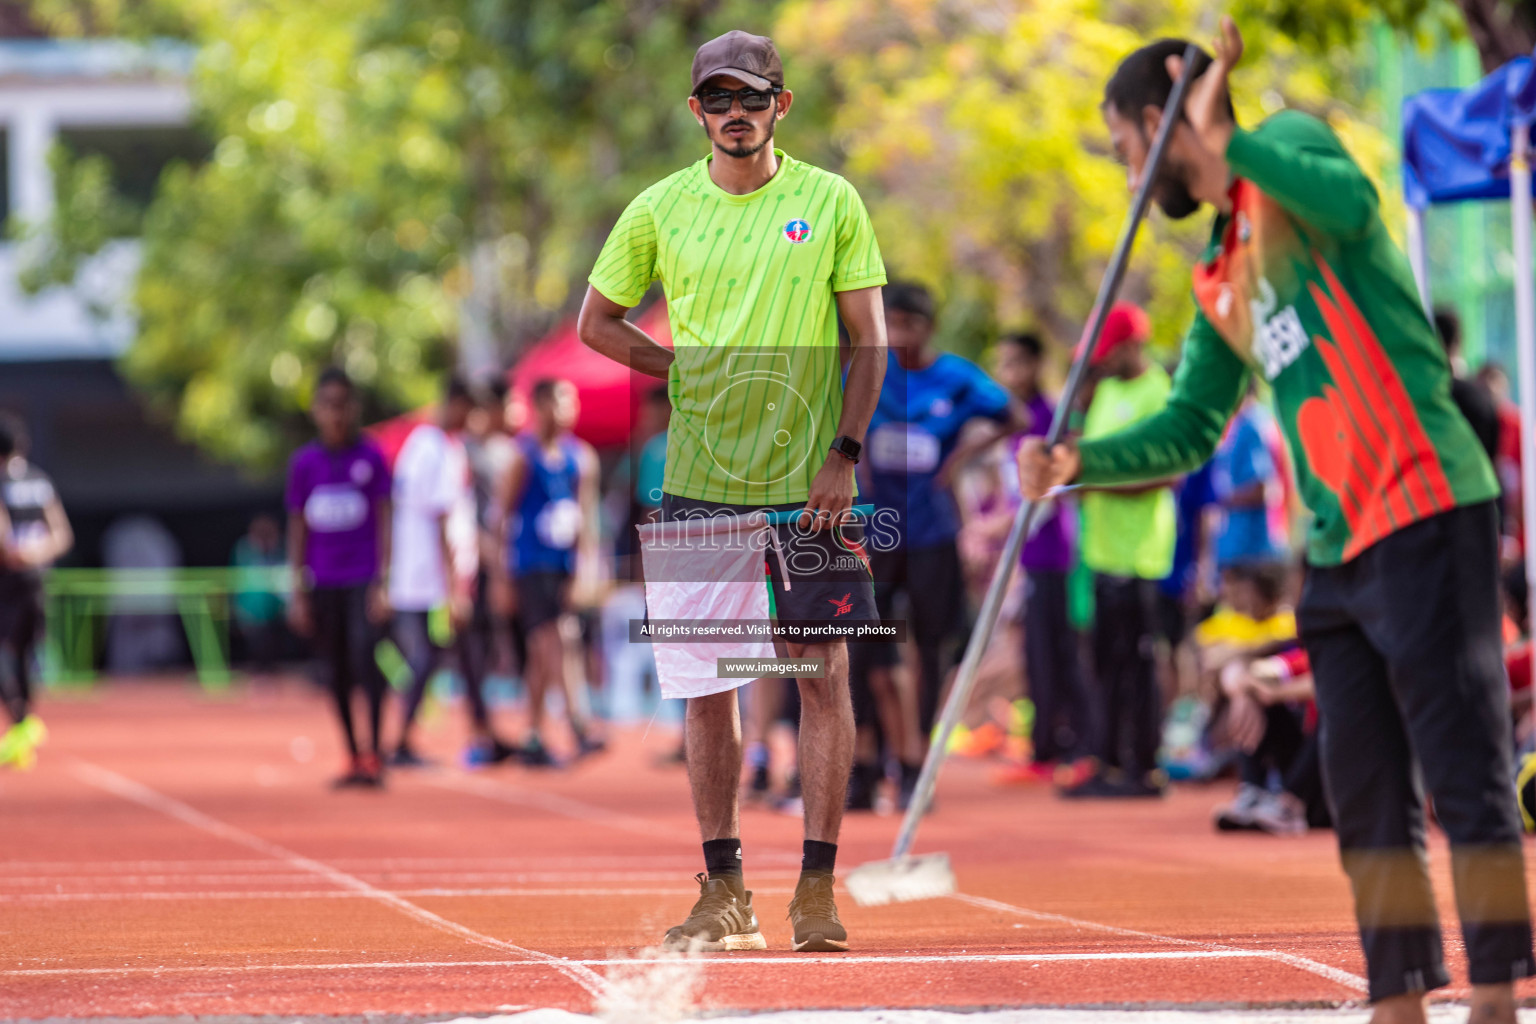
844, 852, 956, 907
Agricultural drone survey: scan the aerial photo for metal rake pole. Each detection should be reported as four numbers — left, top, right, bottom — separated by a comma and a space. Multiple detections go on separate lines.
886, 40, 1206, 863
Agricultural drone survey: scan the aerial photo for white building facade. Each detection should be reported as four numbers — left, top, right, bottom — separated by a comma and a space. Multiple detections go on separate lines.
0, 39, 193, 360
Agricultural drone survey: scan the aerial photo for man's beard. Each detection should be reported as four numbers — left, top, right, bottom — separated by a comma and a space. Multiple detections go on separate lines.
1153, 155, 1200, 220
710, 116, 774, 159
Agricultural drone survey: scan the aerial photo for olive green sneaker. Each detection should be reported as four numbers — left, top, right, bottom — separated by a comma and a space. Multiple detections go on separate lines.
662, 873, 768, 952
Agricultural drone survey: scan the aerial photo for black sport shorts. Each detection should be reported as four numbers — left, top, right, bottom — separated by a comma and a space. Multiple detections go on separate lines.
514, 570, 571, 632
660, 493, 877, 627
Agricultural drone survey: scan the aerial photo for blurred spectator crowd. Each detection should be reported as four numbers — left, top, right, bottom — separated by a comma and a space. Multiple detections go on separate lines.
10, 288, 1534, 821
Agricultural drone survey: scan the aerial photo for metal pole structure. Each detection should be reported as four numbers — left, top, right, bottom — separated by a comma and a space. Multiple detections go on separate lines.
1406, 206, 1433, 321
1510, 120, 1536, 693
880, 42, 1204, 866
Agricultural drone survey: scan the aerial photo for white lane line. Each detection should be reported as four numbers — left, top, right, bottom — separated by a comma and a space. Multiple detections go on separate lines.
431, 769, 1365, 995
0, 855, 738, 872
69, 761, 613, 1003
0, 870, 748, 886
0, 949, 1269, 977
951, 893, 1367, 994
0, 886, 797, 903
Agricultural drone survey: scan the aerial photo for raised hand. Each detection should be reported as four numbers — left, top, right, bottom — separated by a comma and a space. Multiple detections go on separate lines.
1165, 15, 1242, 157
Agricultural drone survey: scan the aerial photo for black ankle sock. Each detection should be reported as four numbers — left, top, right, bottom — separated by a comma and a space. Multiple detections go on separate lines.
801, 840, 838, 876
702, 838, 743, 886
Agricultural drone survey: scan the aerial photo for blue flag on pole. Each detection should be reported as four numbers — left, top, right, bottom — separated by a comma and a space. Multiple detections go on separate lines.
1403, 54, 1536, 209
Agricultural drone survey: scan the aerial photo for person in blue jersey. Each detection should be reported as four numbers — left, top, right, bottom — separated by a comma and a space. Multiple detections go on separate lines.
494, 378, 603, 767
849, 282, 1019, 810
1210, 389, 1289, 573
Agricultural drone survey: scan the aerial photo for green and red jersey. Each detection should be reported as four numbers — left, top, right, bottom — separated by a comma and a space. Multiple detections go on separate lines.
1077, 110, 1498, 566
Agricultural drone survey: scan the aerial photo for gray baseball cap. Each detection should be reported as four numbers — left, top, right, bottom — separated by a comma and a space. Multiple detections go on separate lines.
690, 30, 783, 93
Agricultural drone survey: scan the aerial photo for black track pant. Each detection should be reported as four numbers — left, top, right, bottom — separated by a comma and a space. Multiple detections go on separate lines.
1299, 501, 1533, 1002
1023, 569, 1092, 763
1089, 574, 1161, 776
0, 575, 40, 725
311, 585, 387, 759
395, 609, 491, 741
849, 542, 964, 735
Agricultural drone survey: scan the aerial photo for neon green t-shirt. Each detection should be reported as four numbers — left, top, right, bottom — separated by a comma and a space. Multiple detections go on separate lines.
1080, 365, 1177, 579
589, 150, 886, 505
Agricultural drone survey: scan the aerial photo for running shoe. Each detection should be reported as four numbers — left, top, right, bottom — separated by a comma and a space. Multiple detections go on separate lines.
1052, 757, 1098, 790
464, 738, 519, 767
1248, 791, 1308, 836
332, 757, 375, 789
1136, 769, 1170, 797
0, 721, 36, 772
0, 722, 25, 767
662, 873, 767, 952
359, 751, 385, 787
389, 744, 434, 768
788, 874, 848, 952
991, 759, 1059, 786
954, 721, 1005, 758
573, 731, 608, 759
1214, 783, 1268, 831
1059, 768, 1165, 799
1002, 734, 1031, 762
519, 737, 558, 768
19, 714, 46, 748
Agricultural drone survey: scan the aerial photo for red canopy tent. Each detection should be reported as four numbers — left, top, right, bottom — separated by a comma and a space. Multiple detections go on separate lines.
506, 301, 672, 448
366, 408, 430, 468
367, 301, 672, 457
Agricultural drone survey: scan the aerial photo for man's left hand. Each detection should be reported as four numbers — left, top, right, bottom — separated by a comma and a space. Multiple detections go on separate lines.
800, 453, 856, 531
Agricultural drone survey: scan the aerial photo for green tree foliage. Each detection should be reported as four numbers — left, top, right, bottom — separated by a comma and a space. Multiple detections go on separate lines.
22, 0, 798, 468
20, 0, 1425, 466
1235, 0, 1533, 73
775, 0, 1398, 362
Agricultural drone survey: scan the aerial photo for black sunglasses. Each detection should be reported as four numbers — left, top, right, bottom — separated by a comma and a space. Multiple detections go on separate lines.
694, 85, 781, 115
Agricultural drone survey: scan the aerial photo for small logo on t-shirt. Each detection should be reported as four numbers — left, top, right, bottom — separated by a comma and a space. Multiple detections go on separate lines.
350, 459, 373, 486
783, 219, 812, 244
1237, 211, 1252, 244
929, 397, 953, 418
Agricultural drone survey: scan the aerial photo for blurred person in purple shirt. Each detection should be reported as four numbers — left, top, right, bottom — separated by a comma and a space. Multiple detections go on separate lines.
994, 332, 1092, 782
286, 367, 393, 789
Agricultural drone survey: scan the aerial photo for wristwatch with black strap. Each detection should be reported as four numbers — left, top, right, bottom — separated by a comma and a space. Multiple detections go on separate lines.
829, 435, 862, 464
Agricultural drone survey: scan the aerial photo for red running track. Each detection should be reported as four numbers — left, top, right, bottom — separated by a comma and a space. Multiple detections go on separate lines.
0, 679, 1530, 1019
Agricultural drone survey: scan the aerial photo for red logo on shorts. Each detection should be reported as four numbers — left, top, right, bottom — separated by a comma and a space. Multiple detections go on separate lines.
829, 593, 853, 617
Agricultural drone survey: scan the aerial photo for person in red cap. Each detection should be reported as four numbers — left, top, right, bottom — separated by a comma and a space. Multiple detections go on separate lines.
1063, 299, 1177, 798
